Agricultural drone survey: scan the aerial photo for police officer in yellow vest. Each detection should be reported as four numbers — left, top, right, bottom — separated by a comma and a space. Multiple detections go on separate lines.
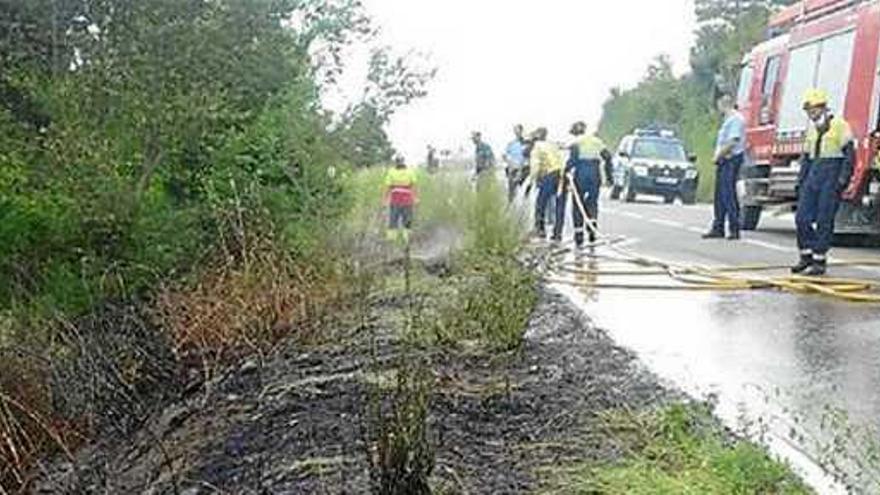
566, 121, 613, 246
792, 89, 855, 276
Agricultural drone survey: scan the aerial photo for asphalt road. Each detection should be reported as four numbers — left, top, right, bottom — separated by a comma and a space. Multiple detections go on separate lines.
546, 195, 880, 494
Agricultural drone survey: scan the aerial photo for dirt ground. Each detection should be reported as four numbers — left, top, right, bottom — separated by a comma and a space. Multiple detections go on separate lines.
35, 229, 673, 494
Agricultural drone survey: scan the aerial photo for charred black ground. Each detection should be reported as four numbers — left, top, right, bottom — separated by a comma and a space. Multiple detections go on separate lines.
36, 246, 671, 494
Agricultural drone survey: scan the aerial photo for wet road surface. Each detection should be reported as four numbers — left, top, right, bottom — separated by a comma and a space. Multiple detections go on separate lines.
548, 197, 880, 493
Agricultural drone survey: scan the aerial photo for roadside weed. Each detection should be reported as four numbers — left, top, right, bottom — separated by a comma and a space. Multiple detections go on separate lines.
542, 403, 813, 494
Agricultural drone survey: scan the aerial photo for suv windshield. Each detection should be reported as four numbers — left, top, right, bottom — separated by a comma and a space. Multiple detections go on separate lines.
632, 139, 687, 161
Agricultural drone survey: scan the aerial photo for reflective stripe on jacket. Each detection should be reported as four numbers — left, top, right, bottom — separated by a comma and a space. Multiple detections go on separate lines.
806, 116, 853, 161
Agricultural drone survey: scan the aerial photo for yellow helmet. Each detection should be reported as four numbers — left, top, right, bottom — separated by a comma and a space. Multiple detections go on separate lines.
802, 88, 829, 110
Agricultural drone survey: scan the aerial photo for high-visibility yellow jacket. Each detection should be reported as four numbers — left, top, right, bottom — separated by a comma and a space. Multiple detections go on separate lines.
529, 141, 564, 181
568, 134, 612, 184
572, 135, 607, 161
384, 167, 418, 206
805, 116, 853, 161
801, 115, 855, 191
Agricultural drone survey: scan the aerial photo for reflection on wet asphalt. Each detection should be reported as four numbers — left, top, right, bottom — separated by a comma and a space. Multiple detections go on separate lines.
543, 200, 880, 493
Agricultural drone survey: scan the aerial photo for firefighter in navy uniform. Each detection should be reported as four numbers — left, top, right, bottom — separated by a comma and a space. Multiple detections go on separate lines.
791, 89, 856, 276
566, 121, 613, 247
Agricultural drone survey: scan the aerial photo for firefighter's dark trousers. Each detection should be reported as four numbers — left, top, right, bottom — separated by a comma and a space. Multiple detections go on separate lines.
571, 162, 601, 245
535, 173, 564, 239
796, 160, 843, 256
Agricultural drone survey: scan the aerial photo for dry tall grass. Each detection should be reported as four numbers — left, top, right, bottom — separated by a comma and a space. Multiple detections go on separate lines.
154, 244, 344, 381
0, 235, 346, 493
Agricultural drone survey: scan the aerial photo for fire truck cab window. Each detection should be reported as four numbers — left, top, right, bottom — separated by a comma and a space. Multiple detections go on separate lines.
759, 56, 781, 124
778, 41, 821, 135
815, 29, 856, 117
778, 30, 856, 137
736, 64, 754, 109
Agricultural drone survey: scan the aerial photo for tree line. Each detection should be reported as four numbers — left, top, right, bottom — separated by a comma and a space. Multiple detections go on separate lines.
597, 0, 797, 200
0, 0, 433, 322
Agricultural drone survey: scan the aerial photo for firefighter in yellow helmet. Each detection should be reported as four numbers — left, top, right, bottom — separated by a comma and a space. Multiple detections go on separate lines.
791, 89, 855, 276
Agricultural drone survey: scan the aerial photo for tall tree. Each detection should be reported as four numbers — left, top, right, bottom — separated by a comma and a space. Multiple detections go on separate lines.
692, 0, 799, 95
333, 47, 436, 167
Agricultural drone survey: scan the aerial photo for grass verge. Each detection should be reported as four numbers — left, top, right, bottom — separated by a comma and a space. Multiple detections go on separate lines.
541, 403, 812, 494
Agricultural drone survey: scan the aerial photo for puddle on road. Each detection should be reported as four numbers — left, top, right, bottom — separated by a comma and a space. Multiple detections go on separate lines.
551, 249, 880, 493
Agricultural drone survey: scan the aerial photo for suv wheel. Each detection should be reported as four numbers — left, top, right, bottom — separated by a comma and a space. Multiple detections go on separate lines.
663, 194, 675, 204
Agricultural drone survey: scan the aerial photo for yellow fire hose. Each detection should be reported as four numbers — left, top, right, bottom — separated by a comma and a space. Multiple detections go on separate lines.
540, 172, 880, 303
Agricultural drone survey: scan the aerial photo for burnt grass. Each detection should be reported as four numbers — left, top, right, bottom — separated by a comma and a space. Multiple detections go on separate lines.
36, 264, 671, 494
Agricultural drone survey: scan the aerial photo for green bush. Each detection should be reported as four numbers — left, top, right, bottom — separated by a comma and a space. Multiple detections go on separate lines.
367, 359, 434, 495
434, 254, 537, 351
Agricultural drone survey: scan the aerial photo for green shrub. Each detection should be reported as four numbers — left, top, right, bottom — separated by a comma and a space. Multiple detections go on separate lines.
367, 359, 434, 495
428, 254, 536, 352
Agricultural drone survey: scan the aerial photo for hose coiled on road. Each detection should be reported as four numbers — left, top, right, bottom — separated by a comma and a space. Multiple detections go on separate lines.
538, 173, 880, 303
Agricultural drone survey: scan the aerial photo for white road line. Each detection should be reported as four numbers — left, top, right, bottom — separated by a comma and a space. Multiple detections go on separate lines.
828, 256, 880, 276
649, 219, 686, 229
619, 211, 645, 220
743, 238, 789, 252
686, 226, 704, 234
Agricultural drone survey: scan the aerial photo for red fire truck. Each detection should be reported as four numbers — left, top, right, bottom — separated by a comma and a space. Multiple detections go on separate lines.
737, 0, 880, 235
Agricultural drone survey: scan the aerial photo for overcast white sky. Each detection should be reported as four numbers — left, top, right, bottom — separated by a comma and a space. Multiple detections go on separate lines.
330, 0, 697, 162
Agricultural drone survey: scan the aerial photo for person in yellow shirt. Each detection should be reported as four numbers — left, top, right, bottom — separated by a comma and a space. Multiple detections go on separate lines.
528, 127, 565, 240
384, 155, 418, 244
